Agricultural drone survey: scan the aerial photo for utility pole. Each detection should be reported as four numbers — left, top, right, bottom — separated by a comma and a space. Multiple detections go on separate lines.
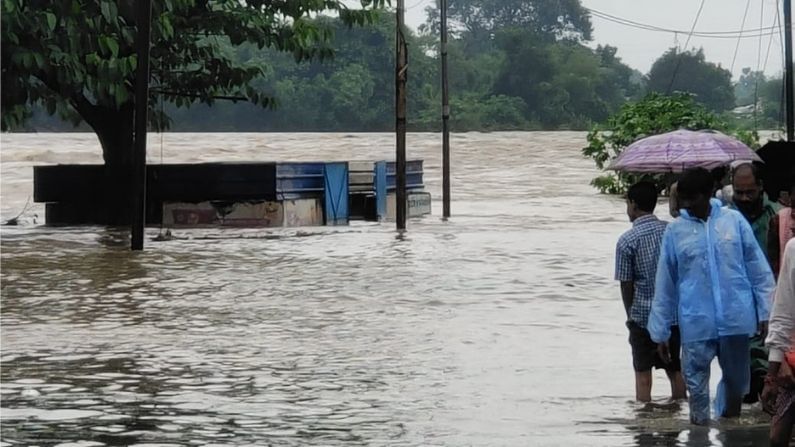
784, 0, 794, 141
131, 0, 152, 250
396, 0, 407, 230
441, 0, 451, 218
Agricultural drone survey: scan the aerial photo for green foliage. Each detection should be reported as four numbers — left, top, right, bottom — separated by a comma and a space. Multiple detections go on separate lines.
446, 94, 531, 130
757, 75, 786, 127
582, 92, 759, 194
488, 29, 636, 130
646, 48, 735, 112
422, 0, 592, 42
734, 67, 765, 107
152, 8, 635, 132
1, 0, 386, 164
7, 0, 765, 138
218, 13, 438, 131
730, 66, 789, 131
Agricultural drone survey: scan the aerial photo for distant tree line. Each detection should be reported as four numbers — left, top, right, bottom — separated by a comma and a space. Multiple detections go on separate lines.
14, 0, 790, 133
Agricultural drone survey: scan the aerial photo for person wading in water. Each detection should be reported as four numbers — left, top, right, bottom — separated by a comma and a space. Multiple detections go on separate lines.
648, 167, 774, 425
615, 181, 686, 403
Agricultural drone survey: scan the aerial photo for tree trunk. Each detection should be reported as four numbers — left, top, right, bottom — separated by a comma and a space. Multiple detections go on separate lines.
94, 103, 135, 168
86, 104, 136, 225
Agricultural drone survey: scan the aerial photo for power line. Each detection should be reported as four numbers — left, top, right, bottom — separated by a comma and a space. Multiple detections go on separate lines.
780, 0, 787, 69
586, 6, 779, 35
757, 1, 766, 74
762, 1, 779, 72
668, 0, 707, 93
730, 0, 752, 74
589, 13, 778, 39
683, 0, 706, 51
754, 0, 765, 129
588, 10, 779, 39
405, 0, 426, 10
586, 7, 780, 39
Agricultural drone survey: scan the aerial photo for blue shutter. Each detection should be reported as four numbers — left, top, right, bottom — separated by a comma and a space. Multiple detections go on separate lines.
323, 162, 349, 225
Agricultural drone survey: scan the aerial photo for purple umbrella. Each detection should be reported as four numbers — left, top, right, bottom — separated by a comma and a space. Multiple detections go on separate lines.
607, 129, 762, 173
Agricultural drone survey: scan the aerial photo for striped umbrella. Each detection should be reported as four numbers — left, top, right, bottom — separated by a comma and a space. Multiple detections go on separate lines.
607, 129, 762, 173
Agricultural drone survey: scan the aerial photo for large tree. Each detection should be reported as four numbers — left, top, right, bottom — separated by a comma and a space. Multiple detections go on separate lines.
646, 48, 735, 112
1, 0, 385, 168
422, 0, 592, 45
732, 66, 789, 129
734, 67, 767, 107
491, 29, 634, 129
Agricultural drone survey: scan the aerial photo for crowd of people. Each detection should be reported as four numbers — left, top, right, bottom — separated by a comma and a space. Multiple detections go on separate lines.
614, 164, 795, 445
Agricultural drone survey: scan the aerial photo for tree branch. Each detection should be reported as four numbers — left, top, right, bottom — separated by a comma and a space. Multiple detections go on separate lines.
68, 93, 103, 130
150, 89, 249, 101
33, 69, 101, 129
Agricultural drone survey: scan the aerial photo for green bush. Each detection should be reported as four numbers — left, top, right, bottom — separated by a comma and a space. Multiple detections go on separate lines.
582, 93, 759, 194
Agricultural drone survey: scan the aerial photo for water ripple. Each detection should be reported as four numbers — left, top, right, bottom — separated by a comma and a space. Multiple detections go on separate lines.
1, 132, 770, 446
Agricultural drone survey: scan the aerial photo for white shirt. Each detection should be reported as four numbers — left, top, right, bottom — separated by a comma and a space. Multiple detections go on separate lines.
767, 239, 795, 362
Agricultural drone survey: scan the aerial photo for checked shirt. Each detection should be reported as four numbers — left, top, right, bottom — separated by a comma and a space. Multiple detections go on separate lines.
615, 214, 670, 328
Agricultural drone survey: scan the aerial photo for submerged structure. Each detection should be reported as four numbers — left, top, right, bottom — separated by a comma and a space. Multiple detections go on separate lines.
33, 160, 431, 227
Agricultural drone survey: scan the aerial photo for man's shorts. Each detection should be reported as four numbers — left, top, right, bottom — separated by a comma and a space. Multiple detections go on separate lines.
627, 321, 682, 373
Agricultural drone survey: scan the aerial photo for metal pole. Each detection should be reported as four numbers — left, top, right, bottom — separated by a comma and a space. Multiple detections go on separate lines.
441, 0, 450, 218
784, 0, 794, 141
396, 0, 407, 230
131, 0, 152, 250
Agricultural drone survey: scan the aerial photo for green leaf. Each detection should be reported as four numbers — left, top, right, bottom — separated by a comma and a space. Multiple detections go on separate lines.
85, 53, 100, 66
105, 36, 119, 58
97, 37, 108, 55
45, 12, 56, 31
100, 1, 113, 23
160, 15, 174, 39
33, 52, 44, 69
115, 86, 129, 107
120, 27, 134, 45
97, 59, 107, 80
5, 31, 19, 45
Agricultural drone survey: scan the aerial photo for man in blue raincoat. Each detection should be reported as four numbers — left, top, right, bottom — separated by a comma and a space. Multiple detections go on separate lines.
648, 167, 775, 425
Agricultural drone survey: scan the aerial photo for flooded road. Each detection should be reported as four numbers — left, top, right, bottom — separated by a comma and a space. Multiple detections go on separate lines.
1, 132, 771, 446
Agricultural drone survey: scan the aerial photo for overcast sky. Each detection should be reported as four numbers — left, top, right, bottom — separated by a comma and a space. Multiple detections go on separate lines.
402, 0, 790, 79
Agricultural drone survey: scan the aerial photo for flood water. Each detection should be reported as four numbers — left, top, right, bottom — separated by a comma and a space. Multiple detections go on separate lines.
0, 132, 773, 446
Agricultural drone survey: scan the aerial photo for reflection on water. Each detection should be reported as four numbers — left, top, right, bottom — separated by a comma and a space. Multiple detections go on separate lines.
1, 132, 772, 446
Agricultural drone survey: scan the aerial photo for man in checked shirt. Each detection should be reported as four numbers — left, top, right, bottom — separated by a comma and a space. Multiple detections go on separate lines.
616, 181, 687, 402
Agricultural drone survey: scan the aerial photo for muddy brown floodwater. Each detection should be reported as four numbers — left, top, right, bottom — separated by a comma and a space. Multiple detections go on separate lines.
1, 132, 772, 446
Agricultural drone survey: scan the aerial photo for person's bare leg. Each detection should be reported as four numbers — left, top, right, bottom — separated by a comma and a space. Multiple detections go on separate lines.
636, 371, 652, 402
770, 403, 795, 447
666, 370, 687, 400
